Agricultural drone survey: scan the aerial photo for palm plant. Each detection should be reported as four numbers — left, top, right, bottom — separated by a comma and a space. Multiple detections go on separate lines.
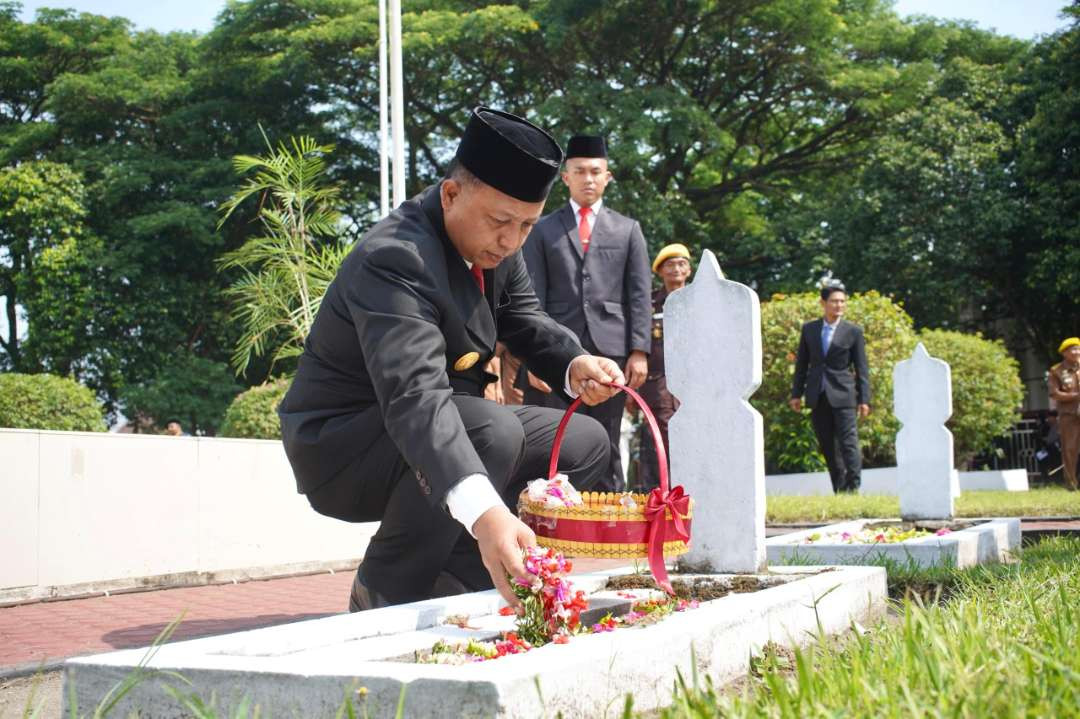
217, 133, 352, 376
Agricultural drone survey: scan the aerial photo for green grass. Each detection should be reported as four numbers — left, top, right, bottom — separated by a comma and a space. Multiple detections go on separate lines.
653, 537, 1080, 718
767, 486, 1080, 523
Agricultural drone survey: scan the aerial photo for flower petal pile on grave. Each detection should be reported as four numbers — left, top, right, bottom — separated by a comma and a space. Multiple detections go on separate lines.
416, 546, 699, 664
802, 525, 952, 545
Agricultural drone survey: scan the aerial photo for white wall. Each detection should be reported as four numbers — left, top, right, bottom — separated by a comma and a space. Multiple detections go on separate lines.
1, 429, 377, 603
766, 467, 1029, 496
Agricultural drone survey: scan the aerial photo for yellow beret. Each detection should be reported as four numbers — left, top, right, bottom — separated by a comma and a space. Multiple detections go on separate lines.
652, 243, 692, 274
1059, 337, 1080, 353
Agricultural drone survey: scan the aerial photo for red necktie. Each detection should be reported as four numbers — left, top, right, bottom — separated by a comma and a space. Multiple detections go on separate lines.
470, 263, 484, 294
578, 206, 591, 252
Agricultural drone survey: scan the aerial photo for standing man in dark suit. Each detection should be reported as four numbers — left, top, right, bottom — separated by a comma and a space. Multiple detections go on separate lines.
789, 282, 872, 493
278, 107, 623, 611
521, 135, 652, 491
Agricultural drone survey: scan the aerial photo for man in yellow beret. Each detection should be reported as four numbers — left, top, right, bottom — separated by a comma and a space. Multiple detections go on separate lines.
1049, 337, 1080, 490
634, 243, 693, 489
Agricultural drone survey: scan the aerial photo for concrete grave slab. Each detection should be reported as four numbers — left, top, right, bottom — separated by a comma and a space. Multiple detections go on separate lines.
64, 565, 886, 718
766, 518, 1021, 569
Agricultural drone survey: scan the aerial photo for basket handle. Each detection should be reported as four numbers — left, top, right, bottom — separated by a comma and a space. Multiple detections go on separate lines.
548, 382, 669, 494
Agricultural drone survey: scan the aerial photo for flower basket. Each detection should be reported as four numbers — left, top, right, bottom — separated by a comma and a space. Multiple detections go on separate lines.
518, 382, 692, 592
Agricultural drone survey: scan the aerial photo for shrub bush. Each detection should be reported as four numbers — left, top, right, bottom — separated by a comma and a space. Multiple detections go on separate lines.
0, 372, 106, 431
754, 291, 918, 473
219, 378, 290, 439
917, 329, 1023, 468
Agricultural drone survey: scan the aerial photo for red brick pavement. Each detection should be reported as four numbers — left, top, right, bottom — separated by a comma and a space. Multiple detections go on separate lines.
0, 571, 355, 674
0, 558, 627, 675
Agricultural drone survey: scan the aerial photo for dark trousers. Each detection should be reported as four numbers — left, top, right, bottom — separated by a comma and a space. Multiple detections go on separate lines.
523, 369, 625, 493
1060, 413, 1080, 490
810, 395, 862, 493
305, 396, 609, 604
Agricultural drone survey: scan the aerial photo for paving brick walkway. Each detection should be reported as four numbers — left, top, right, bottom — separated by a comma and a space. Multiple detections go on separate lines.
0, 571, 355, 675
0, 558, 628, 677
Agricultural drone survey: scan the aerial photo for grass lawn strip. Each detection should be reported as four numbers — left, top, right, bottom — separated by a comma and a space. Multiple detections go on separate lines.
767, 486, 1080, 524
652, 537, 1080, 718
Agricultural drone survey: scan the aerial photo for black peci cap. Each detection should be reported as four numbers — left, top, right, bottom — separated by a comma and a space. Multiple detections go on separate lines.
565, 135, 607, 159
454, 107, 563, 202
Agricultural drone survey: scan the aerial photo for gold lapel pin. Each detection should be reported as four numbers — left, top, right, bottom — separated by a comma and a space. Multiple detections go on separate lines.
453, 351, 481, 371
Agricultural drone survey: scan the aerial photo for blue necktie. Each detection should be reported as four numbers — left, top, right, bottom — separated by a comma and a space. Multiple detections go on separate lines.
820, 323, 833, 394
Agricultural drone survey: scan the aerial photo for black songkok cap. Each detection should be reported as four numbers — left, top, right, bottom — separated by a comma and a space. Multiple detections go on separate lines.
565, 135, 607, 159
454, 107, 563, 202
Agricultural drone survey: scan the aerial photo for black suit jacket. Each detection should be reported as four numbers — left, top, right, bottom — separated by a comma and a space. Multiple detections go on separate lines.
790, 318, 871, 409
278, 184, 584, 503
522, 203, 651, 359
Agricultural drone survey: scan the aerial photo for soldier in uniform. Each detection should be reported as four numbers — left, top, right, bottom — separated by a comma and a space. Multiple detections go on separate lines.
1049, 337, 1080, 491
635, 243, 693, 490
277, 107, 624, 611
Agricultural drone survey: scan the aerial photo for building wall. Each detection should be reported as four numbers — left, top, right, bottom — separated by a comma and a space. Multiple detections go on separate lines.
1, 429, 376, 603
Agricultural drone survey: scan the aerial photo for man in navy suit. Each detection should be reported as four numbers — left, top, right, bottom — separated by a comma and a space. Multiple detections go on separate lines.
789, 282, 871, 493
521, 135, 652, 491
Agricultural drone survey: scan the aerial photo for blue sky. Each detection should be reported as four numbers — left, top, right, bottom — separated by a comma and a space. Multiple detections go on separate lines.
15, 1, 1075, 39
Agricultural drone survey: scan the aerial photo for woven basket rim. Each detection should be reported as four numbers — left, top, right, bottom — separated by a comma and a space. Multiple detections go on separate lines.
518, 489, 694, 521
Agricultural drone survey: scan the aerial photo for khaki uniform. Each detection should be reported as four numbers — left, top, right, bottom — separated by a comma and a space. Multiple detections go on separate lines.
1049, 362, 1080, 490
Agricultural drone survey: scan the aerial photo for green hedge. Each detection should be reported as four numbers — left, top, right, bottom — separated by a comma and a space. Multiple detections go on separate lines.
755, 292, 1025, 473
0, 372, 106, 431
918, 329, 1023, 467
755, 291, 918, 473
219, 378, 290, 439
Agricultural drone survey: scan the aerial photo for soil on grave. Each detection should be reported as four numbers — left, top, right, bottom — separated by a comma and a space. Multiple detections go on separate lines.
605, 573, 781, 602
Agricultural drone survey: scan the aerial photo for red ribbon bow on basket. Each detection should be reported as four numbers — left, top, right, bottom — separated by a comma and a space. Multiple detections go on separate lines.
548, 381, 691, 594
644, 485, 691, 593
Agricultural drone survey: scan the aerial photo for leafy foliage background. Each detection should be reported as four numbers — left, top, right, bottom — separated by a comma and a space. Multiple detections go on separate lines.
1, 0, 1076, 433
0, 372, 105, 431
219, 378, 289, 439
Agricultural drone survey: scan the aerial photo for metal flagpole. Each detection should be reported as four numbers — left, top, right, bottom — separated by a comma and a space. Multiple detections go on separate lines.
378, 0, 389, 217
389, 0, 405, 208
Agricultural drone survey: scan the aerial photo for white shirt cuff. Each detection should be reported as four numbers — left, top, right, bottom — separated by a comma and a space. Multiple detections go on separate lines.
564, 364, 577, 398
445, 474, 505, 537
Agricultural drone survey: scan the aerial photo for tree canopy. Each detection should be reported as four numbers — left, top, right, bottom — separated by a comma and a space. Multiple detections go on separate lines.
1, 0, 1076, 423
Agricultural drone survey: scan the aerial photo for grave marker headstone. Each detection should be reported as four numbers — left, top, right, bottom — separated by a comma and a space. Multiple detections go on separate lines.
665, 250, 766, 572
894, 342, 955, 520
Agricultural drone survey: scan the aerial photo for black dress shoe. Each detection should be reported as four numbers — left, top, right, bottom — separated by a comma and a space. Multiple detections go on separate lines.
348, 570, 391, 612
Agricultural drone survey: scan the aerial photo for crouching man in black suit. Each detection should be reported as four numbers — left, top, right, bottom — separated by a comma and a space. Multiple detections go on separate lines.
789, 282, 871, 493
277, 107, 623, 611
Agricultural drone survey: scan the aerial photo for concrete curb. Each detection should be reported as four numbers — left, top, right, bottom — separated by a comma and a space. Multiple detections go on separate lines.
63, 565, 887, 717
